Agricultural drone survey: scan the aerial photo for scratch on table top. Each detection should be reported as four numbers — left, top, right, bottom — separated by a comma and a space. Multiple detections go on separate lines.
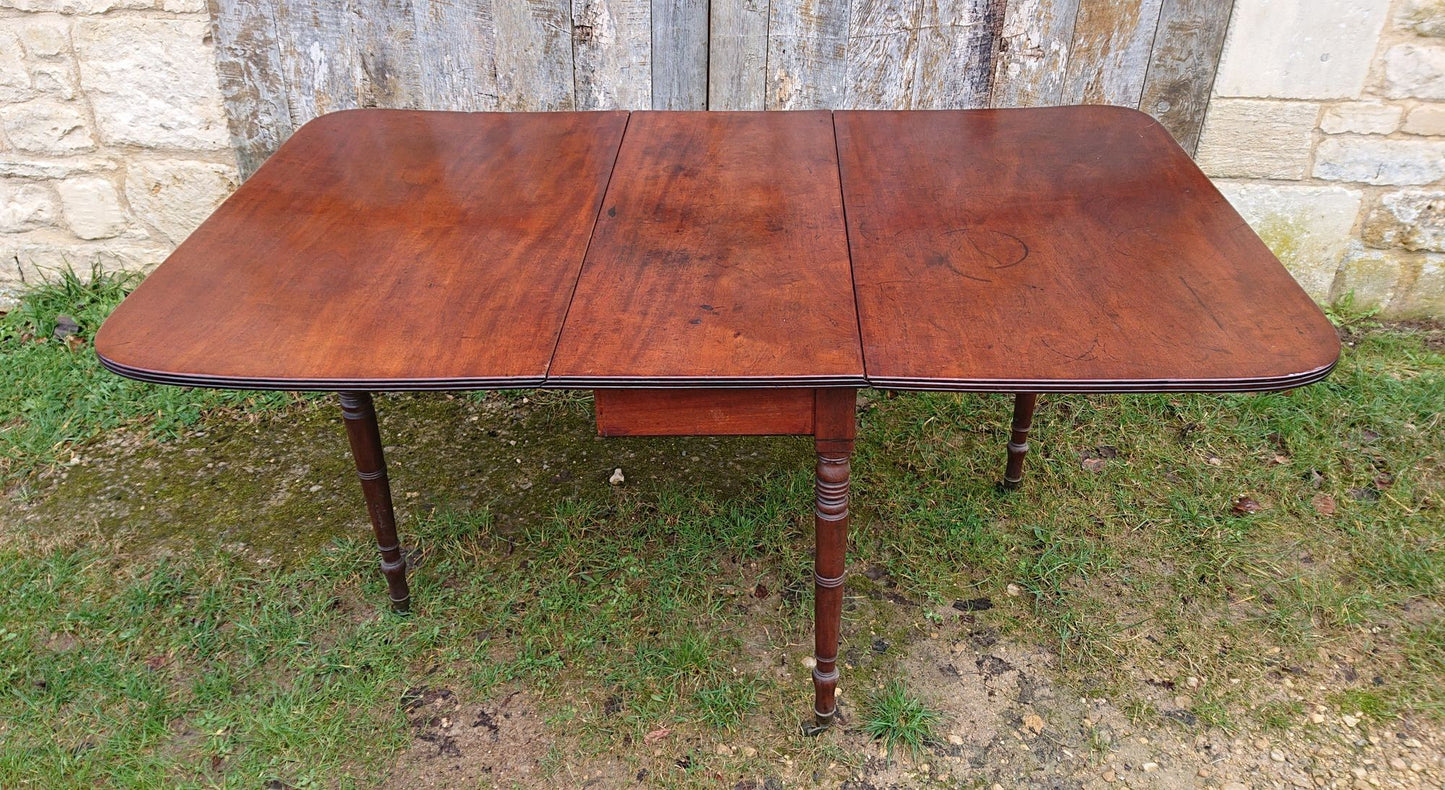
1178, 275, 1226, 333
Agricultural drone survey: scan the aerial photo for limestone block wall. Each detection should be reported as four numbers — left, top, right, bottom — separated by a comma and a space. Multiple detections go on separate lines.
1199, 0, 1445, 318
0, 0, 237, 301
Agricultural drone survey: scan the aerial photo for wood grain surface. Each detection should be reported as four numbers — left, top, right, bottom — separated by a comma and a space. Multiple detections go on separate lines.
208, 0, 291, 176
765, 0, 851, 109
842, 0, 919, 110
835, 107, 1340, 392
652, 0, 710, 109
492, 0, 577, 111
912, 0, 1007, 109
594, 388, 817, 435
548, 111, 866, 387
353, 0, 421, 110
96, 110, 628, 390
272, 1, 359, 122
990, 0, 1081, 107
410, 0, 500, 113
572, 0, 653, 111
708, 0, 769, 110
1061, 0, 1165, 107
101, 109, 1337, 395
1136, 0, 1234, 154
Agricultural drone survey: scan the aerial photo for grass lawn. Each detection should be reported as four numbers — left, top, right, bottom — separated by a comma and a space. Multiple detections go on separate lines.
0, 270, 1441, 787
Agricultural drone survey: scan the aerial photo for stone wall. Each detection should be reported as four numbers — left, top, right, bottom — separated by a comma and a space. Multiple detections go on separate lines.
1198, 0, 1445, 318
0, 0, 236, 302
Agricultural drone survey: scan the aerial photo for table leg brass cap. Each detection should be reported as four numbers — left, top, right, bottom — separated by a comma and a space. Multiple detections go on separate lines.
802, 705, 838, 736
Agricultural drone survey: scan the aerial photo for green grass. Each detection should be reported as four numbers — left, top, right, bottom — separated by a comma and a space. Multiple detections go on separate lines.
0, 265, 301, 482
0, 271, 1442, 785
0, 492, 806, 786
862, 679, 942, 758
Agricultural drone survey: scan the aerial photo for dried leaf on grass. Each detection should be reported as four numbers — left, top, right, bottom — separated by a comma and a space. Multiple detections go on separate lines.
1232, 496, 1263, 515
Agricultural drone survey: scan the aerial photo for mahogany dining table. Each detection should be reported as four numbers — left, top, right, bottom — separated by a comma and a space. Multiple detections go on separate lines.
94, 108, 1340, 733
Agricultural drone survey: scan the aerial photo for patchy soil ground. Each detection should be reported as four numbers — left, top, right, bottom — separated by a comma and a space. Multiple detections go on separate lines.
386, 605, 1445, 789
5, 372, 1444, 788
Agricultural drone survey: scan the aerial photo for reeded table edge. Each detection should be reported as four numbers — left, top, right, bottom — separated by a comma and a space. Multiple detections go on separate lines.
864, 357, 1339, 394
102, 351, 1337, 395
98, 354, 868, 392
97, 355, 547, 392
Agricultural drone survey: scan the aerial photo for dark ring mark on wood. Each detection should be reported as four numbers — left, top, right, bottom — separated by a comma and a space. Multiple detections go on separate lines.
925, 251, 992, 283
1040, 335, 1100, 362
943, 227, 1030, 269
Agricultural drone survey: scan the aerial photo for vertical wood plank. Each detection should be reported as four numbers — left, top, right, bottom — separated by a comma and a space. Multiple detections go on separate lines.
412, 0, 501, 111
767, 0, 851, 109
493, 0, 576, 110
1137, 0, 1233, 154
573, 0, 652, 109
1060, 0, 1165, 107
209, 0, 293, 176
653, 0, 708, 109
353, 0, 421, 109
211, 0, 1229, 170
842, 0, 918, 110
708, 0, 769, 110
990, 0, 1080, 107
914, 0, 1005, 109
272, 1, 362, 123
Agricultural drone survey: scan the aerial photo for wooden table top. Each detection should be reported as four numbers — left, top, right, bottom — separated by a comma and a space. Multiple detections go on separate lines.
96, 108, 1338, 393
96, 110, 628, 390
836, 108, 1341, 392
549, 111, 865, 388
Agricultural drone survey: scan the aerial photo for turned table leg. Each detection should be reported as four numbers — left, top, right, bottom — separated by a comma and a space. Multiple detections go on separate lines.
338, 392, 411, 612
807, 389, 856, 734
1002, 393, 1039, 490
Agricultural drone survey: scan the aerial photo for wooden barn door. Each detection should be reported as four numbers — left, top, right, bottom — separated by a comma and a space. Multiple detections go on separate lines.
210, 0, 1233, 175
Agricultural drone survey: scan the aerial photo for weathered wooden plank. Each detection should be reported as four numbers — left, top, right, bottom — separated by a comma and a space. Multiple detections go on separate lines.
272, 1, 362, 124
573, 0, 652, 109
766, 0, 851, 109
412, 0, 500, 111
493, 0, 576, 110
209, 0, 293, 176
843, 0, 918, 110
708, 0, 769, 110
1137, 0, 1233, 154
1060, 0, 1166, 107
990, 0, 1080, 107
211, 0, 1223, 172
353, 0, 421, 109
914, 0, 1005, 109
653, 0, 708, 109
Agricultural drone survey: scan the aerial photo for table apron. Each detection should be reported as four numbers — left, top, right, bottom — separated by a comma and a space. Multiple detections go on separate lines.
594, 388, 824, 437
